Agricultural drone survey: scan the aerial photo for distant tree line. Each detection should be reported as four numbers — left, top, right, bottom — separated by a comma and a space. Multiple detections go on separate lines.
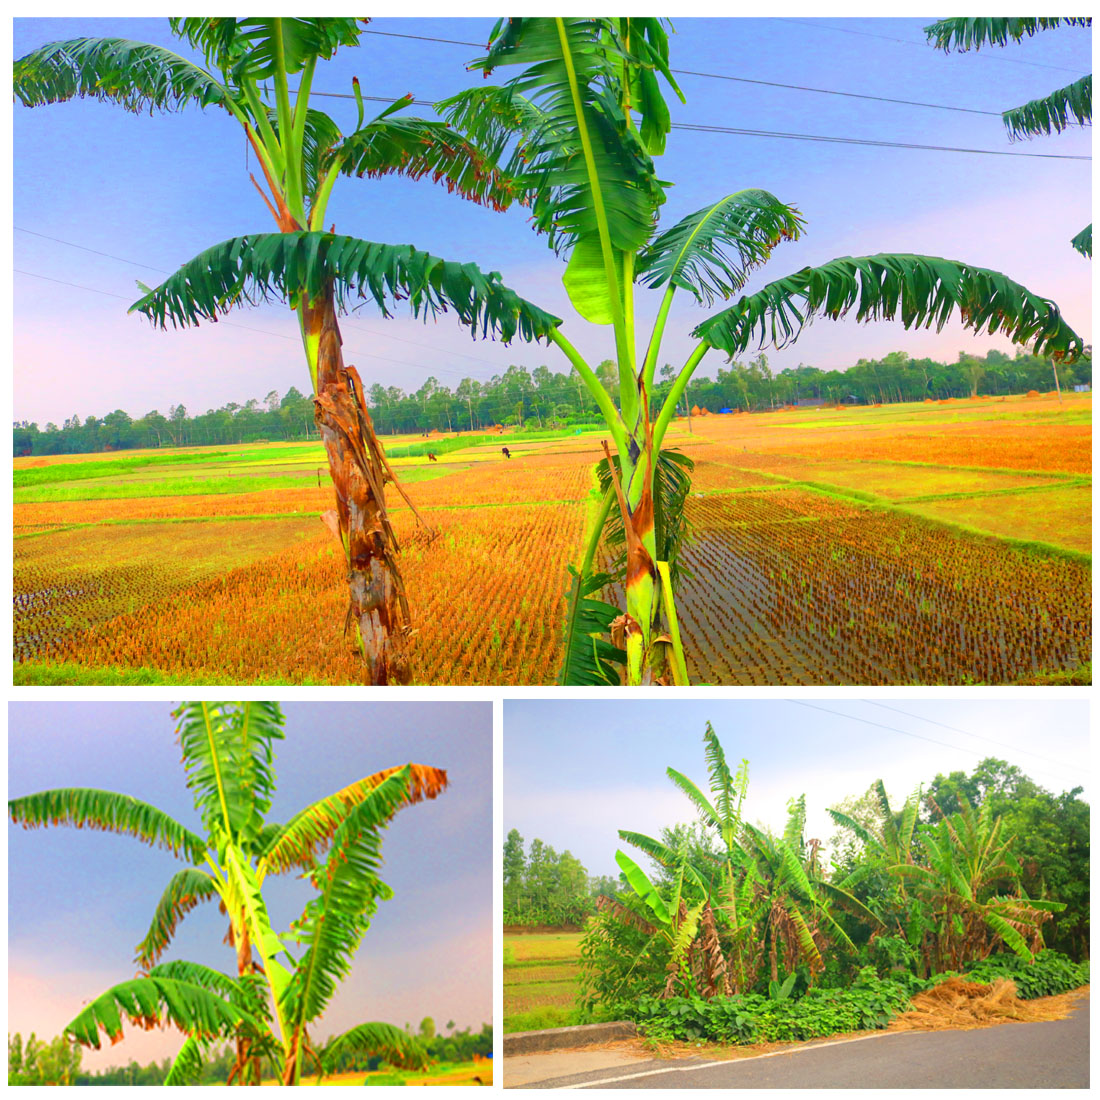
13, 347, 1090, 457
504, 830, 619, 927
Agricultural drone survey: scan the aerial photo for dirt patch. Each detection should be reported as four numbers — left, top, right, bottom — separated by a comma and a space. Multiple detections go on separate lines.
888, 978, 1088, 1032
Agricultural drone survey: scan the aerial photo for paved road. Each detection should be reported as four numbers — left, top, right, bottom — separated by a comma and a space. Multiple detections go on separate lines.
520, 997, 1089, 1089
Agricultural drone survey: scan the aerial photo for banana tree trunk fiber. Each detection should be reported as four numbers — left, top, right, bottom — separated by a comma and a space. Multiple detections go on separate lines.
305, 288, 412, 685
603, 434, 659, 686
229, 920, 261, 1086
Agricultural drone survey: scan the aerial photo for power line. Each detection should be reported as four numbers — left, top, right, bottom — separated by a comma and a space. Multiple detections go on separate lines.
862, 700, 1082, 772
786, 18, 1088, 75
303, 85, 1090, 161
15, 268, 301, 343
789, 701, 1080, 787
15, 225, 510, 376
339, 317, 506, 370
14, 226, 170, 272
12, 225, 503, 376
360, 25, 1088, 98
13, 263, 496, 381
674, 121, 1089, 160
362, 28, 483, 50
670, 68, 1004, 118
15, 269, 134, 302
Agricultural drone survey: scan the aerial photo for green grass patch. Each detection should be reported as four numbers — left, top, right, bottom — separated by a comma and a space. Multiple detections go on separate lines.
14, 450, 236, 487
17, 462, 460, 508
15, 474, 318, 502
387, 425, 606, 459
787, 479, 881, 504
1014, 661, 1092, 686
15, 513, 320, 539
13, 443, 332, 488
13, 661, 331, 686
503, 1006, 579, 1033
387, 434, 501, 458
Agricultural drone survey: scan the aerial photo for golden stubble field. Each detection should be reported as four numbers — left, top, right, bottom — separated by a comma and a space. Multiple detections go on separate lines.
13, 393, 1092, 685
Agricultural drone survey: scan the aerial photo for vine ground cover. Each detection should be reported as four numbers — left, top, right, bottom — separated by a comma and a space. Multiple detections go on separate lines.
12, 394, 1090, 684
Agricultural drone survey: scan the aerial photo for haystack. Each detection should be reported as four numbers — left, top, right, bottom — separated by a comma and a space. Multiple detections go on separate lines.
889, 978, 1083, 1032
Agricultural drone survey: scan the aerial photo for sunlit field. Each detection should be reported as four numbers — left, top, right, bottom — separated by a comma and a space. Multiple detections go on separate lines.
503, 931, 584, 1033
14, 393, 1090, 685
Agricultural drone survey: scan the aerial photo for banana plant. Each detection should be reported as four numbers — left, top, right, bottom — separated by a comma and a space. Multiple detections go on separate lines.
741, 816, 881, 985
828, 779, 923, 872
925, 18, 1092, 258
14, 18, 557, 684
441, 16, 1086, 685
889, 796, 1064, 974
611, 723, 880, 997
8, 701, 448, 1085
827, 779, 928, 960
613, 850, 707, 997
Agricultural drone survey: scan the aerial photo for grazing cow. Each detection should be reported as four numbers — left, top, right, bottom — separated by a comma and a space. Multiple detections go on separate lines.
427, 452, 438, 462
501, 446, 511, 459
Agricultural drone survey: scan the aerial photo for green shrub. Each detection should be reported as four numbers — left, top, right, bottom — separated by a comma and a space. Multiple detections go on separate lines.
963, 950, 1089, 998
577, 905, 670, 1014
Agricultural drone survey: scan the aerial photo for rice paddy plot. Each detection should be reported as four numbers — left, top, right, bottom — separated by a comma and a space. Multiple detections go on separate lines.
22, 499, 587, 685
904, 483, 1092, 554
11, 400, 1091, 686
504, 932, 583, 1032
675, 490, 1090, 686
691, 393, 1091, 476
15, 518, 318, 662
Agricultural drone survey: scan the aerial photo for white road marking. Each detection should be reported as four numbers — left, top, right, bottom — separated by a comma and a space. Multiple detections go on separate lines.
562, 1030, 903, 1088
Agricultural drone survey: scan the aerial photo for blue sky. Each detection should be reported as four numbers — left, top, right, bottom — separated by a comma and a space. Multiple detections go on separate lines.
504, 698, 1089, 879
14, 17, 1091, 425
8, 701, 491, 1071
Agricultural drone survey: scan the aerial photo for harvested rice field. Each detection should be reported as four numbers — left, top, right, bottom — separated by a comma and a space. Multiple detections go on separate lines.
13, 394, 1091, 685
